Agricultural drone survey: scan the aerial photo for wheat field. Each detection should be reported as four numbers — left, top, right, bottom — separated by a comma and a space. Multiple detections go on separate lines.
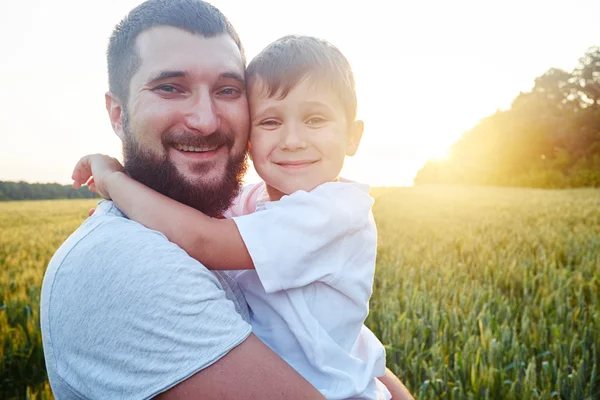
1, 186, 599, 399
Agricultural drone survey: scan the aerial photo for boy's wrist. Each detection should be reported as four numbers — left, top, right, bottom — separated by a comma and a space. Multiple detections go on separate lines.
103, 170, 127, 199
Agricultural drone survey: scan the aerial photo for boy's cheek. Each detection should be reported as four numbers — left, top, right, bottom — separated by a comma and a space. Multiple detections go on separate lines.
249, 132, 271, 157
249, 139, 269, 166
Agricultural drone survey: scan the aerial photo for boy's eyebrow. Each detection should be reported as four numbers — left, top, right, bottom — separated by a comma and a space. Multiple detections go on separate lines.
304, 100, 332, 109
252, 106, 278, 122
303, 100, 336, 114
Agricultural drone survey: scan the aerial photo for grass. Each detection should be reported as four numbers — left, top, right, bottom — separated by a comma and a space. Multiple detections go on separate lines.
1, 186, 599, 399
368, 186, 600, 399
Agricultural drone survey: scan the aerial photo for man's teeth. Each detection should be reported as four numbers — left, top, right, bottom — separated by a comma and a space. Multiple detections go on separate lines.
174, 144, 218, 152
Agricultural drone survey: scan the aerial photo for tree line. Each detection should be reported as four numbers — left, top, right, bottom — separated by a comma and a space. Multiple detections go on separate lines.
415, 46, 600, 188
0, 181, 98, 201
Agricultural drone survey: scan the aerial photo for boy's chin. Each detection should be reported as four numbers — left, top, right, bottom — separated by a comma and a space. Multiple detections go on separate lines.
282, 180, 329, 195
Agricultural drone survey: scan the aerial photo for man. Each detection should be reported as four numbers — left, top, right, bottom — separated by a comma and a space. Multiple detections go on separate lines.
41, 0, 412, 398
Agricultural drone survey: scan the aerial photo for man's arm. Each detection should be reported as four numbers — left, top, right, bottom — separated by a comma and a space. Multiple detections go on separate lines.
157, 334, 324, 399
43, 218, 320, 398
379, 368, 414, 400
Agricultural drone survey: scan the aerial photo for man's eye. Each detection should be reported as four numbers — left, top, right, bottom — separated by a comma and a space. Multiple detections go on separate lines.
155, 85, 179, 94
219, 87, 241, 96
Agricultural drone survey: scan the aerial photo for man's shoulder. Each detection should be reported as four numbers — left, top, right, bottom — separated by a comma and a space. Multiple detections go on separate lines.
67, 199, 165, 239
41, 200, 225, 317
47, 201, 170, 273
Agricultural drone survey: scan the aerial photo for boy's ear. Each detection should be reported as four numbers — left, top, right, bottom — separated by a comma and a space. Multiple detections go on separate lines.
105, 92, 126, 141
346, 120, 364, 157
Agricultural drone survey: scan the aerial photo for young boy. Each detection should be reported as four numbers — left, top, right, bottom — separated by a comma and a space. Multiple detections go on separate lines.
74, 35, 394, 399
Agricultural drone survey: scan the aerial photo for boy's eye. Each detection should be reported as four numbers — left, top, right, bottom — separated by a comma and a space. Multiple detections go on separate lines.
306, 116, 327, 125
260, 119, 281, 127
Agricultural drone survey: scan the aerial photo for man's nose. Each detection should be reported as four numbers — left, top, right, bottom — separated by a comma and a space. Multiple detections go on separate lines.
279, 123, 307, 151
184, 90, 219, 135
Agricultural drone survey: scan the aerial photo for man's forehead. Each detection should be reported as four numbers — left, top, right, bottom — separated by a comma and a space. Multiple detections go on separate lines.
134, 26, 244, 80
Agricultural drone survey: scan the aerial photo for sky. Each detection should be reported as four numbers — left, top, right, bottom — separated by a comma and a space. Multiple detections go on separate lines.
0, 0, 598, 186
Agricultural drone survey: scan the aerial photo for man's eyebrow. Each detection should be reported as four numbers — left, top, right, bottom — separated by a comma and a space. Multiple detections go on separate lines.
145, 71, 245, 86
220, 72, 245, 85
146, 70, 186, 85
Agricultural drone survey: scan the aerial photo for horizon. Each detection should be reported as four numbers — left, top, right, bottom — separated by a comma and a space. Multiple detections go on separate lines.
1, 0, 599, 186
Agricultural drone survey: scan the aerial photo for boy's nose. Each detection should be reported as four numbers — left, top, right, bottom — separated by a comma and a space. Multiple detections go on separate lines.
279, 124, 307, 151
184, 90, 219, 135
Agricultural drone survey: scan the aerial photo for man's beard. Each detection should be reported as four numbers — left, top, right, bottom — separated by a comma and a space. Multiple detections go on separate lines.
122, 121, 248, 217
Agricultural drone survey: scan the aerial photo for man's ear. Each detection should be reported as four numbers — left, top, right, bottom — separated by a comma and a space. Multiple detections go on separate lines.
105, 92, 125, 141
346, 120, 364, 157
247, 139, 253, 161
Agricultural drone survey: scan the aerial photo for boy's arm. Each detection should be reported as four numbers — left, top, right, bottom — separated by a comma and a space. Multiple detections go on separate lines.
104, 171, 254, 270
379, 369, 414, 400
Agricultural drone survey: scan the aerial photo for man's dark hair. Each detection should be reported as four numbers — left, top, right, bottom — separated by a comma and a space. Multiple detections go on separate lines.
246, 35, 357, 122
107, 0, 245, 105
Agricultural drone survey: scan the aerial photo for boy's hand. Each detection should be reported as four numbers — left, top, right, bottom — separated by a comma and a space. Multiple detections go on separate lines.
72, 154, 125, 200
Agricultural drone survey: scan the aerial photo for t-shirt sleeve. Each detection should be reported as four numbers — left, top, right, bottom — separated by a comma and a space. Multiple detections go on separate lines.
232, 182, 374, 293
43, 219, 252, 399
351, 325, 388, 378
224, 182, 265, 218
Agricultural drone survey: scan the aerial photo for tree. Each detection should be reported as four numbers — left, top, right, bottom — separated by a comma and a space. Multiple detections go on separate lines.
414, 47, 600, 188
0, 181, 98, 201
571, 46, 600, 109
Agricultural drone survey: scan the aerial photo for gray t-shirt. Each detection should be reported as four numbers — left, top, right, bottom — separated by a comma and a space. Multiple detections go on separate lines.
41, 201, 252, 399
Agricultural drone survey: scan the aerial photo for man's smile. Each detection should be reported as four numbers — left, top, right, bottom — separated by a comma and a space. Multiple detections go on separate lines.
173, 143, 220, 153
170, 143, 228, 161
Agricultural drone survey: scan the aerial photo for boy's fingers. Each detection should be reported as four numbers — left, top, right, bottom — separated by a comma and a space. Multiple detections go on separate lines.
72, 155, 94, 187
71, 155, 90, 179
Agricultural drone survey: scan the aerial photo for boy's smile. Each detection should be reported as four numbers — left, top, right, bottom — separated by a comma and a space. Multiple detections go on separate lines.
275, 159, 320, 169
248, 78, 363, 201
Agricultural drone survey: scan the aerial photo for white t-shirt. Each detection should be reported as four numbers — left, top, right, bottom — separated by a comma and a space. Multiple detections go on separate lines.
227, 181, 390, 399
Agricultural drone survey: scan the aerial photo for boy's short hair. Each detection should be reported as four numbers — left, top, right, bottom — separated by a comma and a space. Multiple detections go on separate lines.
246, 35, 357, 122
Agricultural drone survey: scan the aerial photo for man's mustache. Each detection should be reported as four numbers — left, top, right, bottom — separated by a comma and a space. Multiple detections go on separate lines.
163, 131, 235, 149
